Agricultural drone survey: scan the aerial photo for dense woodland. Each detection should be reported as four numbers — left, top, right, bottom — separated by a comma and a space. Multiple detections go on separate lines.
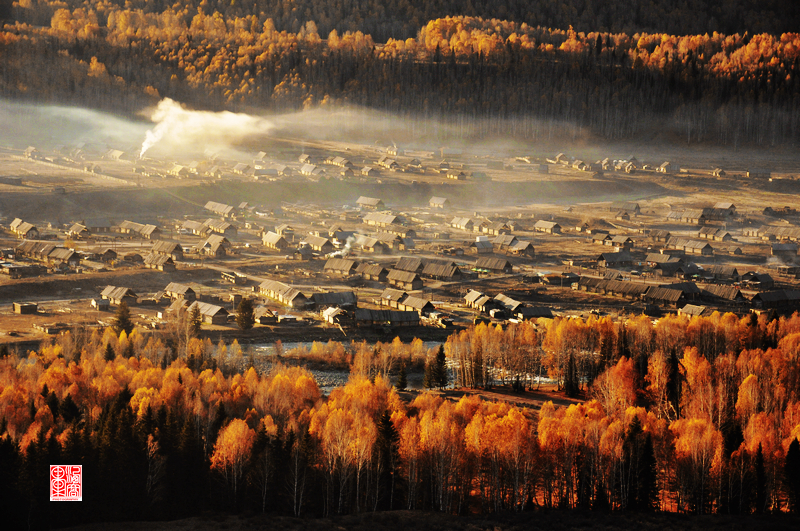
1, 1, 800, 145
4, 311, 800, 527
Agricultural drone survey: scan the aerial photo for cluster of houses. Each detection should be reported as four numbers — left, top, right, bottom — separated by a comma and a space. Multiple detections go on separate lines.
465, 289, 553, 321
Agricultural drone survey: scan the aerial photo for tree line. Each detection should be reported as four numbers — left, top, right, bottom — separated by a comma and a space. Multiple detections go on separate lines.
8, 0, 800, 42
3, 310, 800, 527
1, 7, 799, 145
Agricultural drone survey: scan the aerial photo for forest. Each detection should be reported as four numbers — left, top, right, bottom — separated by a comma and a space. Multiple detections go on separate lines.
4, 310, 800, 527
1, 1, 800, 145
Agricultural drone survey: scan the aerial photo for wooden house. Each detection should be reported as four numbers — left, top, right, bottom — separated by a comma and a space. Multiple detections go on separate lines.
101, 286, 137, 306
356, 196, 385, 210
259, 280, 308, 308
324, 258, 359, 276
429, 197, 450, 209
151, 240, 183, 260
356, 263, 389, 282
187, 301, 229, 325
379, 288, 408, 308
262, 231, 290, 251
9, 219, 39, 239
143, 253, 175, 271
354, 309, 419, 327
204, 201, 235, 218
474, 257, 513, 274
304, 235, 334, 253
387, 269, 424, 290
533, 221, 562, 234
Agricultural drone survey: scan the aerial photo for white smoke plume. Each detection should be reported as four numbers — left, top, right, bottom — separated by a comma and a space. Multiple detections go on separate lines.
139, 98, 275, 158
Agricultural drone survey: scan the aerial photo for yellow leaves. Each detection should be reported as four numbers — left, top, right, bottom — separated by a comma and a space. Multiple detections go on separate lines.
736, 373, 760, 420
130, 387, 160, 417
211, 418, 255, 473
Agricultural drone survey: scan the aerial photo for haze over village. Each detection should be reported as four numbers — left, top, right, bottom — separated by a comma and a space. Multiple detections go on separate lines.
3, 0, 800, 527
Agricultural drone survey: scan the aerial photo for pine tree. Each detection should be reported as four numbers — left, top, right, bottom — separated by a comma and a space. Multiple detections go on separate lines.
755, 443, 767, 513
188, 304, 202, 337
104, 342, 116, 361
785, 438, 800, 513
113, 301, 134, 335
395, 363, 407, 391
423, 358, 433, 389
236, 298, 255, 330
434, 345, 448, 389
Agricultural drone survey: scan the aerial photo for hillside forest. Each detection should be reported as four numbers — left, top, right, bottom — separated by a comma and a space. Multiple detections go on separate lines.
4, 311, 800, 527
1, 0, 800, 145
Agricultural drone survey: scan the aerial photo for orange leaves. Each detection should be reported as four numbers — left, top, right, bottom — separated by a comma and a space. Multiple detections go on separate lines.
210, 418, 256, 488
593, 357, 638, 417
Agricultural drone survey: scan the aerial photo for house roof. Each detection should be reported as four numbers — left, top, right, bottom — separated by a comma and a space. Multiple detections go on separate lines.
311, 291, 357, 306
305, 235, 332, 248
101, 285, 136, 300
143, 253, 173, 266
429, 196, 449, 206
703, 284, 744, 301
493, 234, 518, 246
421, 262, 461, 278
475, 257, 512, 271
188, 300, 229, 317
534, 220, 560, 229
494, 293, 523, 312
358, 264, 387, 277
262, 231, 288, 246
380, 288, 408, 302
388, 269, 421, 283
165, 282, 194, 295
363, 212, 398, 225
205, 201, 235, 216
354, 309, 419, 322
400, 296, 434, 311
152, 240, 182, 253
357, 196, 383, 207
395, 257, 423, 272
679, 304, 708, 316
464, 289, 484, 303
324, 258, 358, 273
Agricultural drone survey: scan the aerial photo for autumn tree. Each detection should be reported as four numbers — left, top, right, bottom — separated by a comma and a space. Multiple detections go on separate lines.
210, 418, 256, 507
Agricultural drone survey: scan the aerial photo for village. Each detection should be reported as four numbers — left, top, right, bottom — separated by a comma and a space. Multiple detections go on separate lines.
1, 136, 800, 347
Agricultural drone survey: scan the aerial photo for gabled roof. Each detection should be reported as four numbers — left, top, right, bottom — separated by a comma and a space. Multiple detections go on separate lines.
323, 258, 358, 273
262, 231, 288, 246
380, 288, 408, 303
388, 269, 421, 283
165, 282, 194, 295
494, 293, 523, 312
421, 262, 461, 278
395, 257, 423, 272
356, 196, 383, 207
429, 196, 449, 206
311, 291, 357, 306
305, 235, 332, 248
464, 289, 484, 304
358, 264, 388, 277
363, 212, 398, 225
400, 296, 434, 311
534, 220, 560, 229
493, 234, 518, 246
354, 309, 419, 323
101, 285, 137, 300
152, 240, 182, 253
143, 253, 173, 266
204, 201, 235, 216
475, 257, 512, 271
187, 300, 229, 317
